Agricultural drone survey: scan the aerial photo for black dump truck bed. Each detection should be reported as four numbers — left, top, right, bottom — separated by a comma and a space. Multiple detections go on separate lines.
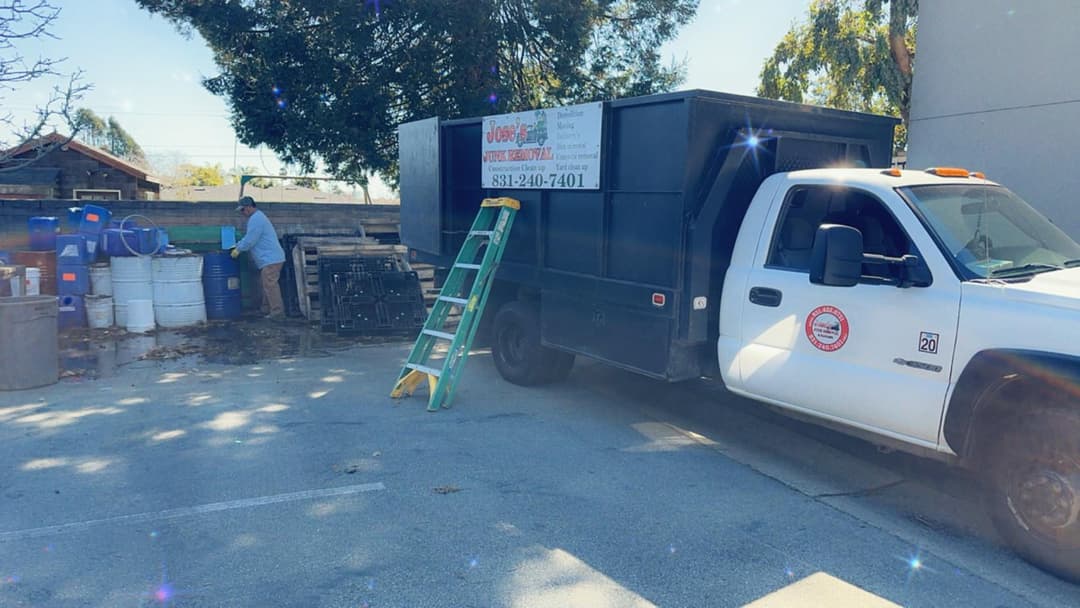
399, 89, 898, 380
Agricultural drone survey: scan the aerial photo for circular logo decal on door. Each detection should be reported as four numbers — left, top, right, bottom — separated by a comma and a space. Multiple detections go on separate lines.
805, 305, 849, 352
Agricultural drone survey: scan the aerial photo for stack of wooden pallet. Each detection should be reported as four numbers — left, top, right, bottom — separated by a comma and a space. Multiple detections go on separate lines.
291, 236, 410, 321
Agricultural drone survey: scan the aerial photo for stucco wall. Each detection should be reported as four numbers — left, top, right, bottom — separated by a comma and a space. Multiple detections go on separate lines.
907, 0, 1080, 239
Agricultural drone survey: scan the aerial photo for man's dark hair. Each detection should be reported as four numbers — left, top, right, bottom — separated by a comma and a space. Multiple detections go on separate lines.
239, 195, 257, 208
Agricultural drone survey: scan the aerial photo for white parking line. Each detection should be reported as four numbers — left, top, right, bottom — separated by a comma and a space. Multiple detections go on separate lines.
0, 482, 386, 542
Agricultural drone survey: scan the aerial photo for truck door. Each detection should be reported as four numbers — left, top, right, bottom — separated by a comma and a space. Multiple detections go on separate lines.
734, 184, 961, 446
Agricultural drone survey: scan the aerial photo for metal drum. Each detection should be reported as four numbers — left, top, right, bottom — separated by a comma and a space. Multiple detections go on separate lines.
111, 256, 153, 327
152, 254, 206, 328
202, 252, 242, 320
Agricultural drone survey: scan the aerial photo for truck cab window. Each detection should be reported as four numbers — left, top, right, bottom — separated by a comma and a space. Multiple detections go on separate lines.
768, 186, 915, 282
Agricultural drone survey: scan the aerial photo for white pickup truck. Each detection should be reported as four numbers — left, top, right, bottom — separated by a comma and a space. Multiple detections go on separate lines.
400, 92, 1080, 579
714, 167, 1080, 579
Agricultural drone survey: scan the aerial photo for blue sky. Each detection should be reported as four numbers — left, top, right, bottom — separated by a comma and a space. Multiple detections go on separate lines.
7, 0, 810, 197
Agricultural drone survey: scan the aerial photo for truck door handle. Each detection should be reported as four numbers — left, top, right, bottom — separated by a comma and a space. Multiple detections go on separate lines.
749, 287, 782, 307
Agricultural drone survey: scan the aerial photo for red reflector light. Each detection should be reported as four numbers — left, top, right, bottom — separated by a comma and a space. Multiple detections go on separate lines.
652, 293, 666, 307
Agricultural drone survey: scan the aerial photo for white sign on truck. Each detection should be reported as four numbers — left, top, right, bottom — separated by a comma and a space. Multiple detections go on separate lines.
481, 101, 602, 190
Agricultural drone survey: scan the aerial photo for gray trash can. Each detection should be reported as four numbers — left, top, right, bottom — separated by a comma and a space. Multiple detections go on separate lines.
0, 295, 59, 390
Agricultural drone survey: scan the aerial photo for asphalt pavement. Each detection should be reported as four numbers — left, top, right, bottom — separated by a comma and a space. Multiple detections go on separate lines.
1, 341, 1078, 607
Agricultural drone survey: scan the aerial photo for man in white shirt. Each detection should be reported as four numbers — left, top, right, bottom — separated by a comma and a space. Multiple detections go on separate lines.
231, 196, 287, 319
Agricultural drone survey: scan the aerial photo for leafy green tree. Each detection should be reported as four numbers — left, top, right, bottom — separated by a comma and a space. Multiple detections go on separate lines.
757, 0, 916, 150
134, 0, 698, 184
228, 166, 272, 188
176, 163, 226, 187
291, 176, 320, 190
73, 108, 147, 164
74, 108, 107, 146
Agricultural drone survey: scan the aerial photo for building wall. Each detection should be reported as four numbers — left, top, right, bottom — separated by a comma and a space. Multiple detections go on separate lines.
0, 147, 161, 200
907, 0, 1080, 239
0, 199, 401, 252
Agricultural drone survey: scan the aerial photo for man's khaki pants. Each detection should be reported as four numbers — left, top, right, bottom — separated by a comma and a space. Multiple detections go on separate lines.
260, 262, 285, 318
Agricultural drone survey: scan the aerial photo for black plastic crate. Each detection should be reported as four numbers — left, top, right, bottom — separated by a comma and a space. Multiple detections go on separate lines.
316, 259, 426, 335
319, 255, 401, 276
333, 300, 427, 336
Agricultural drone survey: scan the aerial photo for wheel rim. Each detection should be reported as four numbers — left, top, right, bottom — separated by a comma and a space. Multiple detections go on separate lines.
498, 322, 525, 366
1006, 460, 1080, 542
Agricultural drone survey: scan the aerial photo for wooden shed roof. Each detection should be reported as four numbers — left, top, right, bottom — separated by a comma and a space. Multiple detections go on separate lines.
5, 132, 163, 185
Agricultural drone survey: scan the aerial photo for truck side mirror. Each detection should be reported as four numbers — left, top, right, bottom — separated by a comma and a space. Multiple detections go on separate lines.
810, 224, 863, 287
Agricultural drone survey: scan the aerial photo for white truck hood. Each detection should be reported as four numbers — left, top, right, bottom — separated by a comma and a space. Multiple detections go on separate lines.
995, 267, 1080, 312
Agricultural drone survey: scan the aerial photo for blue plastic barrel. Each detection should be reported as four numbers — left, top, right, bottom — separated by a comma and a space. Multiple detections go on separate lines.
57, 264, 90, 295
135, 228, 159, 254
58, 294, 87, 329
78, 204, 112, 235
202, 253, 242, 320
66, 207, 83, 230
102, 228, 135, 257
56, 234, 90, 265
28, 217, 60, 251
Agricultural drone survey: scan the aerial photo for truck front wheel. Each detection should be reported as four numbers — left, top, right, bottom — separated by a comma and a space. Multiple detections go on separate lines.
492, 301, 573, 386
983, 408, 1080, 581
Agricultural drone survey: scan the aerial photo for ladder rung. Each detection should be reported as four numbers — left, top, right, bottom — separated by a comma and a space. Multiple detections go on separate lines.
437, 295, 468, 305
422, 329, 456, 341
469, 230, 494, 238
405, 363, 442, 377
455, 263, 481, 270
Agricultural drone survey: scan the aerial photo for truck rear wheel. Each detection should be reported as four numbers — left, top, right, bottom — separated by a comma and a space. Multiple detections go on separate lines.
492, 301, 571, 386
983, 408, 1080, 582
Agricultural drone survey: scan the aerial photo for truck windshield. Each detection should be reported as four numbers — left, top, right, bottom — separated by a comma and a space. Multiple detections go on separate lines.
900, 184, 1080, 279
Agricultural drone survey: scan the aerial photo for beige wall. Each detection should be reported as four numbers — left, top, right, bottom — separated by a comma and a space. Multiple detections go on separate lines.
907, 0, 1080, 239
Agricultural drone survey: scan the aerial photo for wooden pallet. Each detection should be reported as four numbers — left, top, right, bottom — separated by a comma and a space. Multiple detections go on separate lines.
291, 236, 410, 321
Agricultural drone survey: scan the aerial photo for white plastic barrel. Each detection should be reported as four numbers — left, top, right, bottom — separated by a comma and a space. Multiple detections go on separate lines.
152, 254, 206, 328
85, 295, 114, 329
89, 263, 112, 296
111, 256, 153, 327
125, 299, 155, 333
24, 267, 40, 296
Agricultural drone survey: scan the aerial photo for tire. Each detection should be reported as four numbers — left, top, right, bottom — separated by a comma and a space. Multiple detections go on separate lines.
982, 408, 1080, 582
491, 301, 550, 386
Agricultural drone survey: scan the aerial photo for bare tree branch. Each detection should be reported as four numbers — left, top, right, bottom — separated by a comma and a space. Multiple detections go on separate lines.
0, 1, 89, 170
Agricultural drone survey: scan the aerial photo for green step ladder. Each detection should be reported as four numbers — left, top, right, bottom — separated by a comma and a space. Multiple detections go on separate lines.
391, 197, 520, 411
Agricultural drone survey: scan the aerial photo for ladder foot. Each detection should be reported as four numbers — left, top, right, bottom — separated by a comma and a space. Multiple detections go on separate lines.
391, 369, 435, 400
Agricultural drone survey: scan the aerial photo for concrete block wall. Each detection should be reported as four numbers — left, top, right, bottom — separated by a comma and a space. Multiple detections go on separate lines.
0, 199, 401, 251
